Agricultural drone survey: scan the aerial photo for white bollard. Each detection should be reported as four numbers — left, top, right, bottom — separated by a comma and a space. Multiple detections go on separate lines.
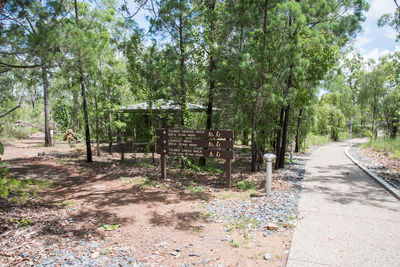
263, 153, 276, 196
50, 129, 54, 147
290, 141, 294, 164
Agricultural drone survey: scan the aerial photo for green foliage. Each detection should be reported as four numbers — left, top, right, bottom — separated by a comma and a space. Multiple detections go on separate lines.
226, 216, 259, 233
188, 185, 204, 195
59, 199, 76, 208
100, 224, 120, 231
11, 218, 32, 228
0, 0, 373, 172
234, 180, 256, 191
53, 97, 72, 131
140, 178, 162, 189
1, 143, 51, 202
230, 240, 241, 248
361, 137, 400, 158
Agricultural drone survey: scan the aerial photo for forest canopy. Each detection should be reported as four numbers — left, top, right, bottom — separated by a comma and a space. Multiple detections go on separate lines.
1, 0, 399, 170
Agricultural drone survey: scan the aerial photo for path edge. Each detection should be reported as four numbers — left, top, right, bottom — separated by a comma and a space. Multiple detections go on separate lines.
344, 146, 400, 200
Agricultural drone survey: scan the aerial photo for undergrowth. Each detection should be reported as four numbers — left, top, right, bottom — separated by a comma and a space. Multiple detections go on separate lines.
360, 137, 400, 159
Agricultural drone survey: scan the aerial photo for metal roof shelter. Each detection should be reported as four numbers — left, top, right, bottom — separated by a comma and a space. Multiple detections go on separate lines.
120, 99, 208, 113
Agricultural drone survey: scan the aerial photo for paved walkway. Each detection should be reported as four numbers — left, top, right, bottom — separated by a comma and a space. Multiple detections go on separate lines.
287, 139, 400, 267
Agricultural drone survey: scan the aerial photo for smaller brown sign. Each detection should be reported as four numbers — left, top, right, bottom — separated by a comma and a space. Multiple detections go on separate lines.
156, 146, 234, 159
156, 138, 233, 149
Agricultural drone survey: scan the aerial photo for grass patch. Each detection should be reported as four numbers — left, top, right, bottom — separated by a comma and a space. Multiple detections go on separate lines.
361, 137, 400, 159
226, 216, 259, 233
189, 185, 204, 195
138, 160, 154, 168
100, 224, 120, 231
234, 180, 256, 191
139, 178, 162, 189
11, 218, 32, 228
230, 234, 253, 248
230, 240, 241, 248
0, 176, 52, 203
59, 199, 76, 208
201, 211, 217, 221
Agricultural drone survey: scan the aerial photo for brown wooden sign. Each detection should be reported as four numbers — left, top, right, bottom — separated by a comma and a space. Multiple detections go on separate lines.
155, 128, 234, 188
156, 129, 234, 139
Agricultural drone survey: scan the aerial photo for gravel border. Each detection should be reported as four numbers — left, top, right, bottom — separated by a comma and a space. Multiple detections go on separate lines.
205, 154, 308, 230
345, 146, 400, 200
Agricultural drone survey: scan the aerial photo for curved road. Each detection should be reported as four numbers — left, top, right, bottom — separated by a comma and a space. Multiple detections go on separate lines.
287, 139, 400, 267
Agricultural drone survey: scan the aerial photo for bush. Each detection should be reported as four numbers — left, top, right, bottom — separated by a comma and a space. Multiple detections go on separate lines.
234, 180, 256, 191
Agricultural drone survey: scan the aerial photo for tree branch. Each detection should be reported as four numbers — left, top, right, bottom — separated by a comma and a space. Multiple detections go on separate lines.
0, 61, 45, 69
0, 94, 23, 119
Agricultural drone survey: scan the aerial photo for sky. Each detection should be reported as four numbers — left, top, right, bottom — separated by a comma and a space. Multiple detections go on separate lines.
353, 0, 398, 61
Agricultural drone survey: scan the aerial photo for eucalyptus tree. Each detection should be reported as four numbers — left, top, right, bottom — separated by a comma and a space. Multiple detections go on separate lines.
359, 60, 387, 139
149, 0, 198, 126
378, 53, 400, 138
0, 0, 65, 146
271, 0, 369, 169
378, 0, 400, 39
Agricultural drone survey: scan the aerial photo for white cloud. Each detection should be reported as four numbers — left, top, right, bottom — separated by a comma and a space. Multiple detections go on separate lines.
382, 27, 397, 39
352, 0, 398, 62
363, 47, 391, 61
354, 34, 373, 49
367, 0, 395, 19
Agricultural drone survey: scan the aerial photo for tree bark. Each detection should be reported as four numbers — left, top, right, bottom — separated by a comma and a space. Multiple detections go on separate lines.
275, 107, 284, 169
42, 65, 52, 147
95, 92, 100, 156
279, 104, 290, 169
179, 1, 186, 127
295, 108, 303, 153
74, 0, 92, 163
0, 98, 21, 119
200, 0, 217, 166
72, 90, 79, 131
251, 0, 269, 172
372, 92, 377, 139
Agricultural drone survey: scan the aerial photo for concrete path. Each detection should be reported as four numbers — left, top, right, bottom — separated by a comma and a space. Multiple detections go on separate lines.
287, 139, 400, 267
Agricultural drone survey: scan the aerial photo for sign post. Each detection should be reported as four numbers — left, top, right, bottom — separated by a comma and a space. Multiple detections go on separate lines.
156, 128, 234, 188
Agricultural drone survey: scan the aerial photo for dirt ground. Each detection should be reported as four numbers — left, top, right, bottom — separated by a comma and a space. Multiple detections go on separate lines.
1, 137, 294, 267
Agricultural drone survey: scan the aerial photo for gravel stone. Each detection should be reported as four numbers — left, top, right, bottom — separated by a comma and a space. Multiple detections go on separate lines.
189, 252, 200, 257
170, 251, 179, 256
348, 145, 400, 190
206, 154, 307, 229
21, 252, 30, 258
264, 253, 272, 260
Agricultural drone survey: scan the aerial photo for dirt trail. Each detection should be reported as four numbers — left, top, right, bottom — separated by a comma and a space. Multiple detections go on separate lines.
1, 137, 293, 267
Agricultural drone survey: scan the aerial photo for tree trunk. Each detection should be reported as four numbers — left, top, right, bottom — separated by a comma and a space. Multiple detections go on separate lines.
251, 0, 269, 172
74, 0, 92, 163
42, 65, 51, 147
108, 111, 113, 155
279, 104, 290, 169
95, 93, 100, 156
390, 125, 398, 138
72, 90, 79, 132
349, 119, 353, 136
372, 91, 377, 139
179, 2, 186, 127
295, 108, 303, 153
200, 0, 217, 166
275, 107, 284, 169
